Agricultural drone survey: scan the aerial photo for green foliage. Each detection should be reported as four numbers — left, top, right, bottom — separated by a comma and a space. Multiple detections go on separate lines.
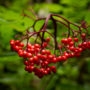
0, 0, 90, 90
35, 20, 45, 31
34, 3, 63, 13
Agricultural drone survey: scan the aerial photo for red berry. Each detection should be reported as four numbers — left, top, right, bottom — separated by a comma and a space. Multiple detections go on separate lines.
14, 46, 21, 51
30, 63, 34, 66
34, 44, 41, 48
29, 58, 33, 63
35, 48, 40, 52
43, 42, 48, 48
42, 55, 47, 60
88, 41, 90, 45
51, 66, 56, 73
74, 38, 78, 42
69, 46, 75, 51
78, 48, 83, 52
62, 39, 68, 45
52, 58, 57, 63
78, 43, 82, 47
27, 53, 33, 58
33, 67, 38, 72
28, 66, 34, 72
64, 52, 69, 58
41, 63, 45, 68
46, 37, 50, 42
57, 56, 62, 62
18, 50, 23, 57
75, 53, 80, 57
10, 40, 15, 46
48, 55, 54, 60
44, 61, 48, 65
15, 40, 20, 45
25, 66, 29, 71
31, 45, 35, 49
61, 39, 65, 43
44, 70, 48, 75
23, 51, 27, 56
67, 37, 72, 42
27, 43, 32, 48
19, 43, 24, 47
24, 61, 29, 66
81, 33, 86, 38
70, 53, 75, 58
41, 50, 46, 55
37, 54, 42, 58
30, 49, 35, 54
46, 67, 51, 74
74, 49, 78, 53
62, 55, 67, 61
33, 56, 38, 62
69, 41, 74, 46
83, 42, 87, 46
46, 50, 51, 55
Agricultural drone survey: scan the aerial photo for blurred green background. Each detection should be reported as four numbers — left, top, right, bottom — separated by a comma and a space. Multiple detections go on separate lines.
0, 0, 90, 90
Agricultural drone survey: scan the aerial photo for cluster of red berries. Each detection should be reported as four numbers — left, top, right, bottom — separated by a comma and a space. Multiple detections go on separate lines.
10, 33, 90, 78
61, 33, 90, 58
10, 38, 57, 78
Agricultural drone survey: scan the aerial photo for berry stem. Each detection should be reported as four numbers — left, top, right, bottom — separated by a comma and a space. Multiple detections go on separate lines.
67, 23, 70, 37
41, 14, 51, 48
51, 16, 58, 53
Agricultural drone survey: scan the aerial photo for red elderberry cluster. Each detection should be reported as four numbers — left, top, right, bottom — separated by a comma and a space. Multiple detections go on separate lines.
10, 38, 57, 78
10, 13, 90, 78
61, 35, 90, 58
10, 35, 90, 78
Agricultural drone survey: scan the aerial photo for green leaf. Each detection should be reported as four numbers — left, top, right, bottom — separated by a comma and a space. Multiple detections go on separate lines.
61, 0, 88, 8
0, 24, 14, 49
23, 17, 34, 28
85, 11, 90, 24
3, 10, 22, 21
34, 3, 63, 13
42, 3, 63, 13
34, 20, 45, 31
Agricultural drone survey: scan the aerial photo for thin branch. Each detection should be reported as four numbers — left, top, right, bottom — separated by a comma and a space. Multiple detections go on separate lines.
22, 10, 35, 20
41, 14, 51, 48
67, 23, 70, 37
51, 14, 81, 28
29, 7, 39, 19
51, 16, 58, 54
